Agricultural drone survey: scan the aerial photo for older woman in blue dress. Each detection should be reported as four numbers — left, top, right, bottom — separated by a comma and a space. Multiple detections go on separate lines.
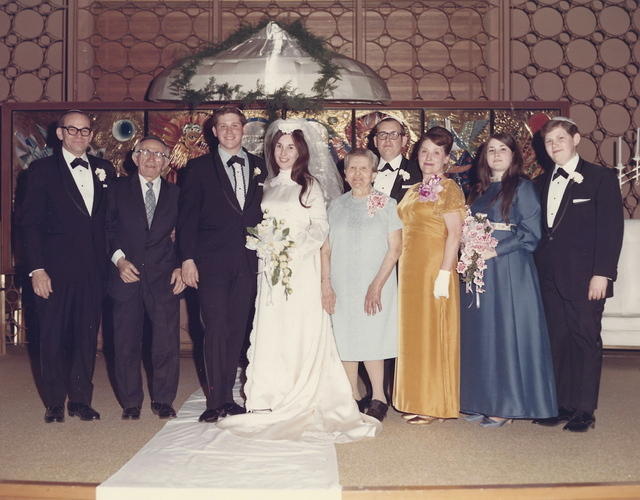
321, 148, 403, 422
460, 133, 557, 427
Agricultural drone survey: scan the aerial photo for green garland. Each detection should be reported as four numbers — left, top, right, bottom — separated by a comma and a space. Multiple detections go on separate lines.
168, 20, 341, 119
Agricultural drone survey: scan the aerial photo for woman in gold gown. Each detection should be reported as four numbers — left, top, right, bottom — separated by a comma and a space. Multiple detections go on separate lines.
393, 126, 465, 424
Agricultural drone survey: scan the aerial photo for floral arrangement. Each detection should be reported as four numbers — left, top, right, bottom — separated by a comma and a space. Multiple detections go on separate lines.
246, 211, 295, 298
253, 167, 262, 177
398, 168, 410, 181
367, 190, 388, 217
457, 210, 498, 298
418, 174, 444, 202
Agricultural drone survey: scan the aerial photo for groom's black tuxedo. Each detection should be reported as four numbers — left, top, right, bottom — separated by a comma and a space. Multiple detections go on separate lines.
106, 173, 181, 409
535, 158, 623, 414
20, 150, 115, 408
178, 148, 266, 410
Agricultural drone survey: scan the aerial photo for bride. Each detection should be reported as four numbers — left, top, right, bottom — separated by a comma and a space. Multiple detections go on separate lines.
217, 119, 380, 441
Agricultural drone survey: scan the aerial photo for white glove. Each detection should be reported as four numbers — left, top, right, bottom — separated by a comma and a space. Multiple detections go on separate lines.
433, 270, 450, 299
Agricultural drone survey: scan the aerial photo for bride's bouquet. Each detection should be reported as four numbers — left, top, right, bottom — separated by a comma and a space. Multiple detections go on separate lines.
246, 211, 295, 299
457, 210, 498, 301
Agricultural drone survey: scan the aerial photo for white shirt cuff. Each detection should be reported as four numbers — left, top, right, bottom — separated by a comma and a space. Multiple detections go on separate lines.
111, 249, 125, 267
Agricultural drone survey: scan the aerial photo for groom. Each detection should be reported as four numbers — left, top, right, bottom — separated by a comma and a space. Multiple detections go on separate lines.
178, 107, 266, 423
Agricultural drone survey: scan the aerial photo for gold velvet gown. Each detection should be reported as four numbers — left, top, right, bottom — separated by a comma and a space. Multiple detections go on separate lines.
393, 178, 465, 418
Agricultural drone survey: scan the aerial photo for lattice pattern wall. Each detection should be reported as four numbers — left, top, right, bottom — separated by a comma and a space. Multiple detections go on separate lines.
69, 1, 503, 102
0, 0, 65, 101
509, 0, 639, 215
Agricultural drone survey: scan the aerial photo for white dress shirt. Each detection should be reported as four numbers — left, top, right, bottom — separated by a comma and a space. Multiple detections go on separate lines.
546, 154, 580, 228
62, 148, 94, 214
373, 154, 404, 196
111, 175, 162, 266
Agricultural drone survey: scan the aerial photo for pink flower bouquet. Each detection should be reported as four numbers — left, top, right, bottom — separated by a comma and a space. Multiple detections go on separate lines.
457, 210, 498, 297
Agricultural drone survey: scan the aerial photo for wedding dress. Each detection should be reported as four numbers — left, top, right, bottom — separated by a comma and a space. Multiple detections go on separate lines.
217, 171, 380, 441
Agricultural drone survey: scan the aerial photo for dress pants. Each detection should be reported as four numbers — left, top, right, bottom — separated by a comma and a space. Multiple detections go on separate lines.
112, 280, 180, 408
35, 277, 102, 408
540, 276, 605, 414
198, 267, 255, 409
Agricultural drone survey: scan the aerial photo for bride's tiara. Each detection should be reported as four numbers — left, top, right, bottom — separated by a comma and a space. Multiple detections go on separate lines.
277, 120, 304, 134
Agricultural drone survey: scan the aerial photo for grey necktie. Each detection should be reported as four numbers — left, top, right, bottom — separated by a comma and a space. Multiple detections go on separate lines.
144, 181, 156, 226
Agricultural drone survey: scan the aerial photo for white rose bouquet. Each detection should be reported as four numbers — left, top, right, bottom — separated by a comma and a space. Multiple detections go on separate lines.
246, 211, 295, 299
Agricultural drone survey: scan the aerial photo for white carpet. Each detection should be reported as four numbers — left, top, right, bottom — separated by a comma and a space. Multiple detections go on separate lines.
97, 384, 341, 500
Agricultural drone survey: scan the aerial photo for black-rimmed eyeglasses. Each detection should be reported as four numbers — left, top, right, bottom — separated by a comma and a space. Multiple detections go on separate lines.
135, 149, 170, 160
61, 126, 92, 137
375, 131, 404, 141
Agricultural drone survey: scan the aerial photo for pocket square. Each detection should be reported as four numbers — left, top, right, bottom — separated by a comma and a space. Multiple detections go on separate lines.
401, 184, 412, 189
258, 182, 264, 187
572, 198, 591, 204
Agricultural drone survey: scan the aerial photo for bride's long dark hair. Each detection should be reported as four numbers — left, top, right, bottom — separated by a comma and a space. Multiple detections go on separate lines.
468, 133, 524, 223
269, 129, 314, 208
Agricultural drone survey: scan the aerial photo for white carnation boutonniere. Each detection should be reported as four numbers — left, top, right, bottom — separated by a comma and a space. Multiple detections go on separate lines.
568, 171, 583, 184
398, 168, 410, 181
253, 167, 262, 178
94, 167, 107, 187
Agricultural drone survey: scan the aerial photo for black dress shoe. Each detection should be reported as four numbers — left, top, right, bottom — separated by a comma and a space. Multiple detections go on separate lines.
366, 399, 388, 422
563, 411, 595, 432
199, 407, 224, 423
151, 402, 177, 419
122, 407, 141, 420
44, 406, 65, 423
223, 402, 246, 416
67, 402, 100, 421
357, 396, 371, 413
532, 407, 574, 426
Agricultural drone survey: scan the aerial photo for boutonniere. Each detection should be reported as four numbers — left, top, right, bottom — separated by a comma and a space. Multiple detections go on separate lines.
253, 167, 262, 178
367, 190, 388, 217
94, 167, 108, 187
568, 171, 583, 184
418, 174, 444, 202
398, 168, 410, 181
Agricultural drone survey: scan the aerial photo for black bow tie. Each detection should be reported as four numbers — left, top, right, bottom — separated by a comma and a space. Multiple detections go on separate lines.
380, 162, 394, 173
70, 158, 89, 169
552, 167, 569, 181
227, 155, 245, 167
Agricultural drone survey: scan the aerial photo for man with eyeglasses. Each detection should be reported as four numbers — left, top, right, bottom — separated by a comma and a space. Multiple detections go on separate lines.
372, 118, 421, 201
106, 136, 184, 420
178, 107, 266, 423
364, 117, 420, 409
20, 109, 115, 423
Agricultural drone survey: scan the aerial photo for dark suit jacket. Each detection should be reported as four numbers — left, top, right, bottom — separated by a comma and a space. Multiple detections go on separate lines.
535, 158, 624, 300
20, 151, 115, 285
106, 174, 180, 301
177, 148, 266, 275
389, 157, 422, 202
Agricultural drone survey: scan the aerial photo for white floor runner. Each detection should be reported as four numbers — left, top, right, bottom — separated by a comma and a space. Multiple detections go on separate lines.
97, 387, 341, 500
